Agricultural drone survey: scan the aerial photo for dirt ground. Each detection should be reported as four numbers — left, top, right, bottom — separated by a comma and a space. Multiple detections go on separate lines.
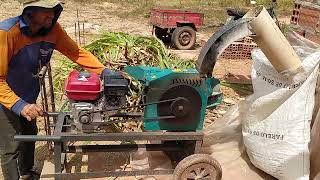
0, 0, 255, 179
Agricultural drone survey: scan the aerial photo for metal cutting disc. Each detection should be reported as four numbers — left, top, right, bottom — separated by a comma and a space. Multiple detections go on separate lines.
157, 85, 202, 129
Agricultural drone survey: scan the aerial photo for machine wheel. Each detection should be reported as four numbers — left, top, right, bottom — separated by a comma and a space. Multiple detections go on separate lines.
173, 154, 222, 180
154, 26, 171, 43
172, 26, 196, 50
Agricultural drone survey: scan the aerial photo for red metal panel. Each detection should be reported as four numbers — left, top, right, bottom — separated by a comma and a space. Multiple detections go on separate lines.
150, 8, 204, 29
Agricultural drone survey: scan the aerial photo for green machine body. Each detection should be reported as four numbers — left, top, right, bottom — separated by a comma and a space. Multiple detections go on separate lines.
124, 66, 222, 131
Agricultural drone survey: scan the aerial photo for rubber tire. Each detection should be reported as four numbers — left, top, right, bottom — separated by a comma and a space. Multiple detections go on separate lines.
154, 27, 171, 43
171, 26, 196, 50
173, 154, 222, 180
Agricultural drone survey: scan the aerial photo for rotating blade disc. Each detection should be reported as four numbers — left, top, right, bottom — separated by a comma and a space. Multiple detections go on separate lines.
157, 85, 202, 130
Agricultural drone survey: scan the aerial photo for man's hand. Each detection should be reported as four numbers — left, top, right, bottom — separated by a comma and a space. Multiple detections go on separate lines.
21, 104, 43, 121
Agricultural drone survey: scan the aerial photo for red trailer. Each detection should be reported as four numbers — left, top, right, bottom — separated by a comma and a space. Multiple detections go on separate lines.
150, 9, 204, 50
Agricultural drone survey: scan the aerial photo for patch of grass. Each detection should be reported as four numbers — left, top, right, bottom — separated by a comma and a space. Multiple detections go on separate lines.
90, 0, 294, 28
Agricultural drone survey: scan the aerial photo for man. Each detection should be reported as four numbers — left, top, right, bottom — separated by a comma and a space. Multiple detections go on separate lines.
0, 0, 112, 179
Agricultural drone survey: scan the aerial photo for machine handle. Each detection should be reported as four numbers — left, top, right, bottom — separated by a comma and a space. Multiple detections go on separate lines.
14, 135, 61, 142
33, 65, 48, 79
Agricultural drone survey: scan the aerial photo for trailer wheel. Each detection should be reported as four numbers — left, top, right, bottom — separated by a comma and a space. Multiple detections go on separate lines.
173, 154, 222, 180
154, 26, 171, 43
172, 26, 196, 50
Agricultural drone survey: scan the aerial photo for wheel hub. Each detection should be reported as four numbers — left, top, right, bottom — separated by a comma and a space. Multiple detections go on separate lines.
170, 97, 191, 118
157, 85, 201, 128
179, 32, 192, 46
181, 163, 217, 180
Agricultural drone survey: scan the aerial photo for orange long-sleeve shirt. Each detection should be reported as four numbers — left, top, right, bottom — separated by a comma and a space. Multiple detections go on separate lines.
0, 16, 105, 115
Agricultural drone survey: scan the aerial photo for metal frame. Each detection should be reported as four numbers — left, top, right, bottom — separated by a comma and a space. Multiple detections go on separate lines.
15, 113, 204, 180
37, 62, 56, 151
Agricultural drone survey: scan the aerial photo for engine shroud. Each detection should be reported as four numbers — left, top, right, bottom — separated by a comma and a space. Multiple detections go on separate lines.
65, 71, 101, 101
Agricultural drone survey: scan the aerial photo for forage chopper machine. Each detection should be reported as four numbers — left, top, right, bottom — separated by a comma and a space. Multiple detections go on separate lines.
65, 66, 222, 134
15, 65, 223, 179
14, 10, 266, 179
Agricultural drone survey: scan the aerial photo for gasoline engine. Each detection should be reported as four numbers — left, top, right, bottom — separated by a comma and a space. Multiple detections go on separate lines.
65, 70, 129, 132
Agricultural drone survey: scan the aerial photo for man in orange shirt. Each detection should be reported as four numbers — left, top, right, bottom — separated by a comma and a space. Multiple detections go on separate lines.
0, 0, 112, 179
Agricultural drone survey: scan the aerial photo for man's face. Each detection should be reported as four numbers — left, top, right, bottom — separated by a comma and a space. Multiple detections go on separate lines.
30, 9, 55, 28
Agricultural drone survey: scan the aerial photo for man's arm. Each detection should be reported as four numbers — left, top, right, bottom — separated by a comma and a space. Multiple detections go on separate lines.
0, 30, 28, 115
54, 23, 106, 74
0, 31, 42, 120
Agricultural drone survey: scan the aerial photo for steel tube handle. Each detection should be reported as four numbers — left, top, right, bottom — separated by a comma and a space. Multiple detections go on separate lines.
14, 135, 61, 142
38, 65, 48, 79
33, 65, 48, 79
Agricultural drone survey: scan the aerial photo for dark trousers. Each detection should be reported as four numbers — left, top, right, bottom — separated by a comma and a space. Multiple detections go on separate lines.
0, 107, 37, 180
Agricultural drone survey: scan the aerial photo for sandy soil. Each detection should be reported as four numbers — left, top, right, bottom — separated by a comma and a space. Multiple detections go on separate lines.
0, 0, 150, 35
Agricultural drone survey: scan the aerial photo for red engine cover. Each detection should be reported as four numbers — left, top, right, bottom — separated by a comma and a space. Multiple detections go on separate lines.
65, 71, 101, 101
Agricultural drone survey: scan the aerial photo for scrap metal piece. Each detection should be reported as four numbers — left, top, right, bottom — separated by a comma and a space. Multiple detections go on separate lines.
197, 18, 254, 77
